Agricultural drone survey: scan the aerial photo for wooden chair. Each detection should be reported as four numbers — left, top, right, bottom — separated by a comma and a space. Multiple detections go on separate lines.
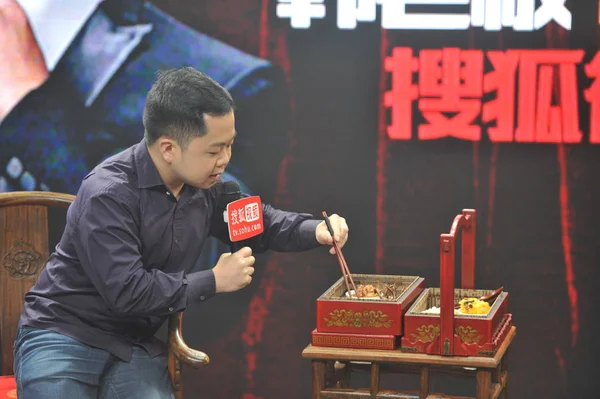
0, 191, 209, 399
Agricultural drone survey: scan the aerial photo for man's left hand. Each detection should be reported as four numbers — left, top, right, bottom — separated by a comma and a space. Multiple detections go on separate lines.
315, 214, 349, 255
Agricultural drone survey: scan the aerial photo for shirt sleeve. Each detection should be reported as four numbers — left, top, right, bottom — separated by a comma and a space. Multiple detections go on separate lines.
72, 190, 215, 318
250, 204, 321, 253
207, 191, 322, 253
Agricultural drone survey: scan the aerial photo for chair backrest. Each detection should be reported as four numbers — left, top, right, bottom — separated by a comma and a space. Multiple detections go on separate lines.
0, 191, 75, 376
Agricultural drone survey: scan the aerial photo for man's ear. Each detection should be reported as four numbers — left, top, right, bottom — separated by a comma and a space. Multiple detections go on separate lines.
157, 137, 177, 164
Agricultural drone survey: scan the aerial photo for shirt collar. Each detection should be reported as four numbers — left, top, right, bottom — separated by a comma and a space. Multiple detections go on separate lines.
132, 140, 202, 199
18, 0, 105, 72
133, 140, 166, 189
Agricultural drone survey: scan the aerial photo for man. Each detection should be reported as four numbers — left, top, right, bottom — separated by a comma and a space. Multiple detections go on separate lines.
0, 0, 291, 322
13, 67, 350, 398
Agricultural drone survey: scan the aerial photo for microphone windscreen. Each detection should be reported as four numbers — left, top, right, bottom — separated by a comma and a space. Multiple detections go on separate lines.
218, 180, 242, 210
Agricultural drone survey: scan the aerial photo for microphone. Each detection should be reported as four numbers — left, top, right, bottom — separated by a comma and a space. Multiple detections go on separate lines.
218, 181, 243, 252
219, 180, 244, 208
218, 180, 264, 253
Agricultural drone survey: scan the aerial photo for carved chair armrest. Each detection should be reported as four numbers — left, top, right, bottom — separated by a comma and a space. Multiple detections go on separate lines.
168, 313, 210, 367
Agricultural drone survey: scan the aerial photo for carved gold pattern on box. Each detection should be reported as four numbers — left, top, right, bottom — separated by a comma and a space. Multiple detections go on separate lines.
410, 325, 441, 343
455, 326, 483, 344
2, 240, 43, 279
323, 309, 392, 328
410, 324, 484, 345
313, 335, 394, 349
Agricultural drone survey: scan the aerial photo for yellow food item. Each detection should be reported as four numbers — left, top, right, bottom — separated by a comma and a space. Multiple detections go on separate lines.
356, 284, 379, 298
459, 298, 491, 315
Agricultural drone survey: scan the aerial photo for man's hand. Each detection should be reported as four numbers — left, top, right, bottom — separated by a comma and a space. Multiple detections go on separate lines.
316, 214, 349, 255
213, 246, 256, 293
0, 0, 49, 120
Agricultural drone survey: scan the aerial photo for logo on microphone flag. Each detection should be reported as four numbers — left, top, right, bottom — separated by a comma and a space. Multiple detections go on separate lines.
226, 196, 264, 241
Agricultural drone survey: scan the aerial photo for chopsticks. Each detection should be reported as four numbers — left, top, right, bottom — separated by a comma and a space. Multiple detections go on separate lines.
322, 211, 357, 295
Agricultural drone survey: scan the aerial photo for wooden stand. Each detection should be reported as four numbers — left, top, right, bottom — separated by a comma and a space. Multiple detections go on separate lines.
302, 326, 514, 399
304, 208, 514, 397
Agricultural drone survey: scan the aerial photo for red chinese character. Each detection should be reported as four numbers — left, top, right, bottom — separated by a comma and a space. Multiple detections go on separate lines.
482, 51, 520, 142
513, 50, 584, 143
584, 51, 600, 144
418, 48, 484, 141
241, 296, 269, 346
384, 47, 419, 140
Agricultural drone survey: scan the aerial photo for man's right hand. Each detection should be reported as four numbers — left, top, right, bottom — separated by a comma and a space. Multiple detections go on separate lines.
0, 0, 49, 120
213, 246, 256, 293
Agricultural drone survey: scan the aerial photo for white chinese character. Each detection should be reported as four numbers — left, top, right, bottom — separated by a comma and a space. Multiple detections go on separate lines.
533, 0, 571, 30
337, 0, 377, 29
277, 0, 326, 28
501, 0, 535, 31
379, 0, 470, 30
472, 0, 571, 32
470, 0, 485, 27
500, 0, 570, 32
244, 203, 260, 222
230, 210, 239, 225
238, 208, 246, 223
501, 0, 519, 28
470, 0, 503, 30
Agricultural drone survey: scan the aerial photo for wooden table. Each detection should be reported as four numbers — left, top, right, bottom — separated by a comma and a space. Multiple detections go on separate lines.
302, 326, 515, 399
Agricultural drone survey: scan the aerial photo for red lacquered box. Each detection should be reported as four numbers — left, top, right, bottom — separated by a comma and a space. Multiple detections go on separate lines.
401, 288, 512, 357
316, 274, 425, 337
311, 329, 398, 350
400, 209, 513, 357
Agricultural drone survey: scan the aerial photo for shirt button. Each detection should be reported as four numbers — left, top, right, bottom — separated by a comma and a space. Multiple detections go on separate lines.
169, 307, 174, 312
166, 191, 171, 196
200, 296, 205, 301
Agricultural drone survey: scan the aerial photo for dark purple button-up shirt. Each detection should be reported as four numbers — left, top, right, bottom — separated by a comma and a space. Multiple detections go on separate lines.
19, 140, 320, 361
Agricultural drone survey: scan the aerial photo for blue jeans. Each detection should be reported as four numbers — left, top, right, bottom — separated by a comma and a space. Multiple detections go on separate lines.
13, 326, 175, 399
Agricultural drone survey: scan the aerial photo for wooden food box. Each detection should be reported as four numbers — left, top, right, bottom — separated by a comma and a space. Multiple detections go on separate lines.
312, 274, 424, 349
401, 287, 512, 356
400, 209, 513, 357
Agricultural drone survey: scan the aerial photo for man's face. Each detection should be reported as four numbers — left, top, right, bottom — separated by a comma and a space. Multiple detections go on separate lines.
175, 110, 236, 189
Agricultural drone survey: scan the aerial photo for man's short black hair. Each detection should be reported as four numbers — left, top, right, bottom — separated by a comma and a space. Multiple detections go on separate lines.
143, 67, 235, 148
